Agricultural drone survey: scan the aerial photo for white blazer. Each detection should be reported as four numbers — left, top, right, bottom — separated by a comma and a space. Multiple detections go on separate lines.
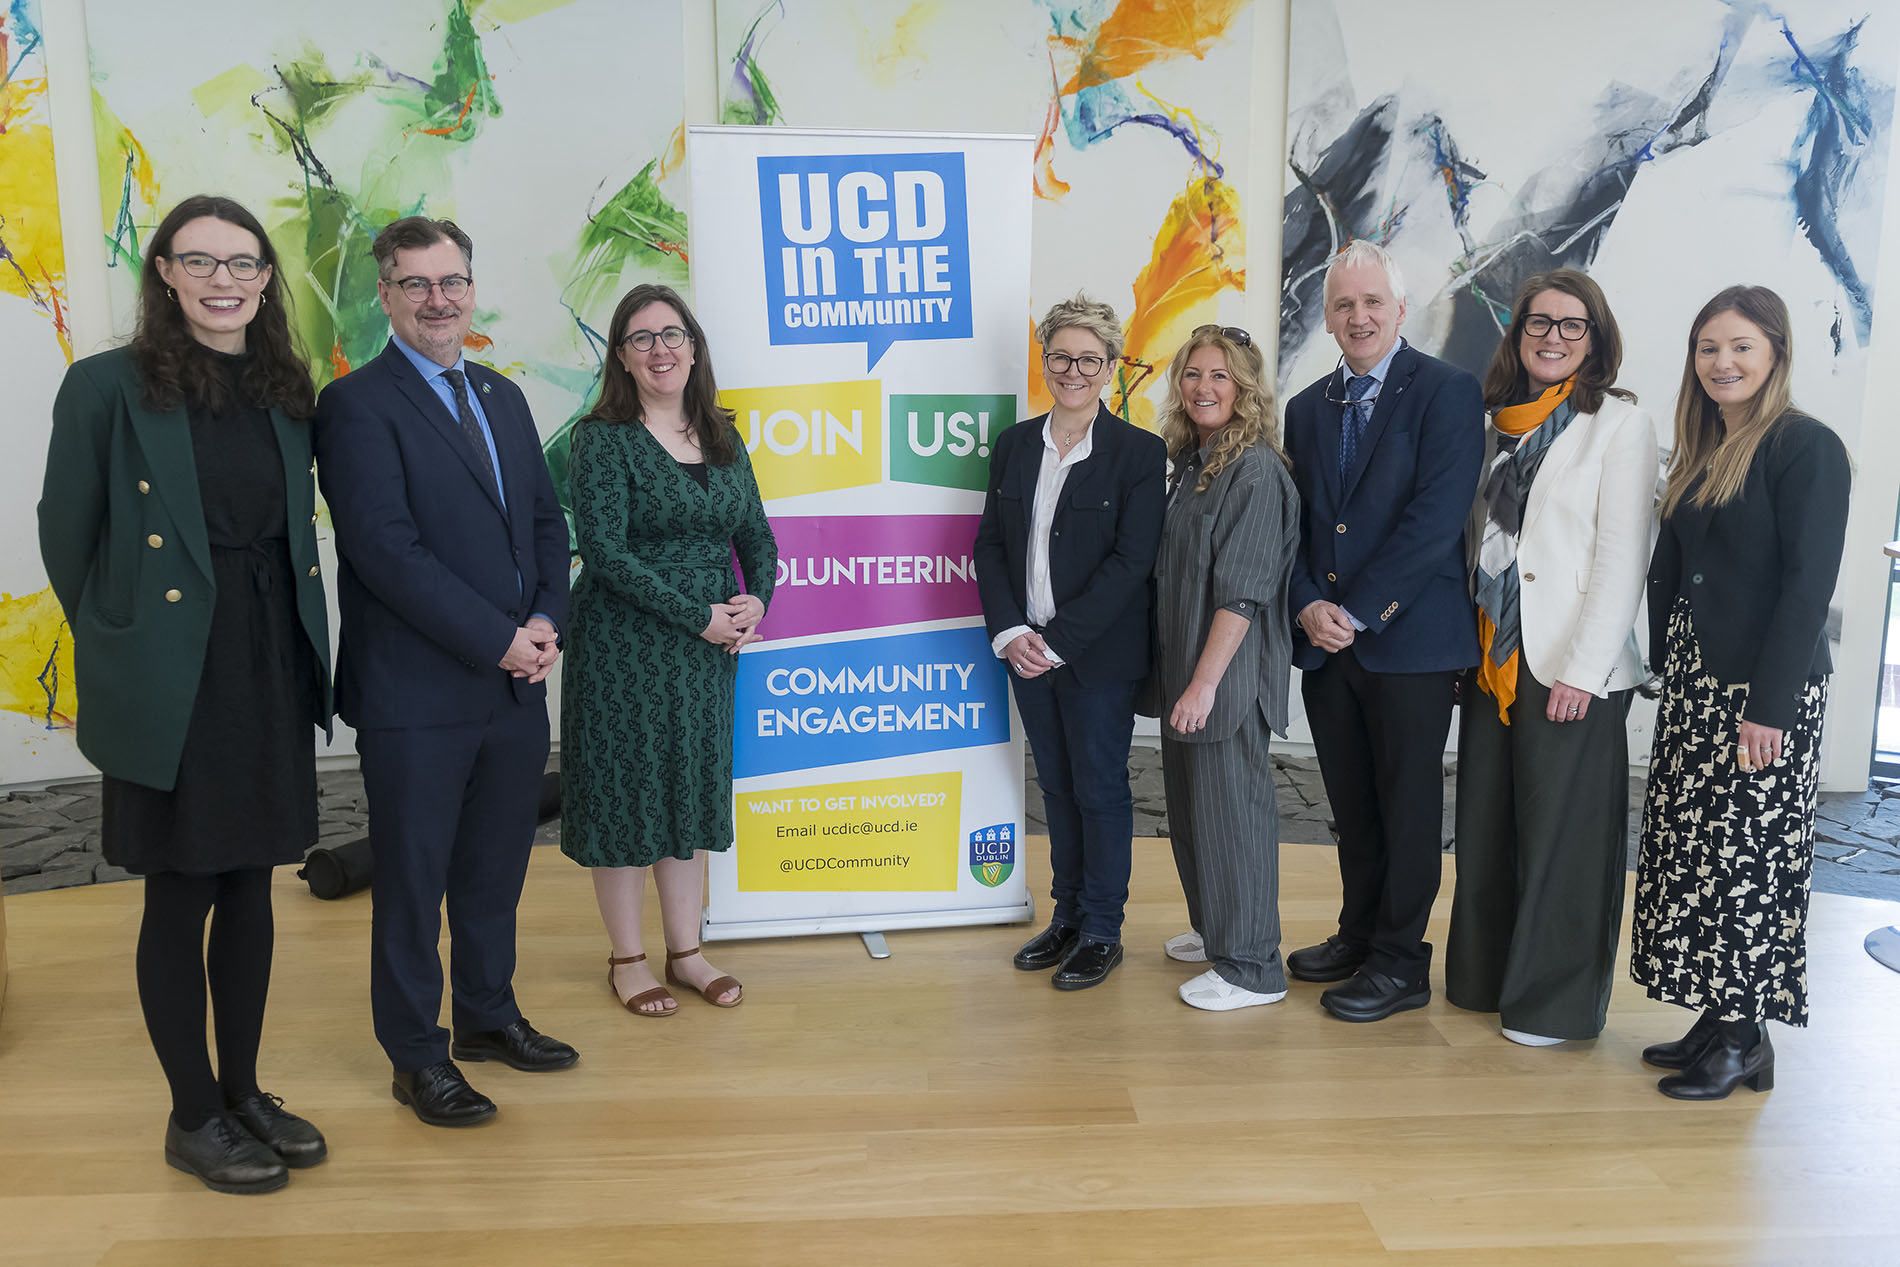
1479, 395, 1663, 697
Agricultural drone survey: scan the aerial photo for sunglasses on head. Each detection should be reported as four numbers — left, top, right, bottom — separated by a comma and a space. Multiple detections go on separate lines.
1192, 324, 1253, 348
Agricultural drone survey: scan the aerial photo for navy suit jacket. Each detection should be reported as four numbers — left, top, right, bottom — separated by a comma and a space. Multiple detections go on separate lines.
1283, 344, 1483, 674
314, 340, 571, 730
972, 404, 1166, 686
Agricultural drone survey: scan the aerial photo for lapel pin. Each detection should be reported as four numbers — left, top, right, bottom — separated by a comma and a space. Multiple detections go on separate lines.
481, 382, 492, 395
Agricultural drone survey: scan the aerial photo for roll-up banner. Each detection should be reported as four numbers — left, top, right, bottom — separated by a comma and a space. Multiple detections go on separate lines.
688, 126, 1035, 941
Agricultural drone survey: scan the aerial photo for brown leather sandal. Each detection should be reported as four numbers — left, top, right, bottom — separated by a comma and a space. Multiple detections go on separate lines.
608, 952, 676, 1017
665, 946, 743, 1007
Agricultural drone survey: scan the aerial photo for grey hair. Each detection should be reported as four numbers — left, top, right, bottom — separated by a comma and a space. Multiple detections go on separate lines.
1323, 239, 1405, 306
1036, 293, 1123, 365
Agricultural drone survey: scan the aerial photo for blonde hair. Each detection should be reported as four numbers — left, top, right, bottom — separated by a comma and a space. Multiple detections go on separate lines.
1036, 293, 1123, 365
1661, 285, 1796, 518
1156, 330, 1288, 491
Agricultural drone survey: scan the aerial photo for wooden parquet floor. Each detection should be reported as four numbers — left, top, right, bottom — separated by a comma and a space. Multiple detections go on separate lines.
2, 840, 1898, 1265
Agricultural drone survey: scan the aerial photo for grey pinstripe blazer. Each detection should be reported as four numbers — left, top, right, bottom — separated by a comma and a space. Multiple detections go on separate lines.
1152, 443, 1301, 742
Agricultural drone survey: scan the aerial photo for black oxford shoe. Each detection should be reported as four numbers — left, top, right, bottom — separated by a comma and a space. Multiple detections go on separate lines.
392, 1060, 498, 1127
1320, 968, 1430, 1022
1052, 938, 1124, 990
451, 1018, 580, 1072
1642, 1011, 1720, 1071
1286, 935, 1369, 983
1012, 922, 1081, 971
230, 1091, 327, 1168
164, 1112, 289, 1194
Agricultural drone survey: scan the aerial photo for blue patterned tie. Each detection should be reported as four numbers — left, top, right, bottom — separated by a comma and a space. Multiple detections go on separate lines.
1339, 372, 1375, 486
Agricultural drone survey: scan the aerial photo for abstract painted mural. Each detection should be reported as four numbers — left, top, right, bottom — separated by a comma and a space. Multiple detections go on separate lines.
0, 0, 80, 783
716, 0, 1256, 430
1280, 0, 1896, 452
87, 0, 688, 535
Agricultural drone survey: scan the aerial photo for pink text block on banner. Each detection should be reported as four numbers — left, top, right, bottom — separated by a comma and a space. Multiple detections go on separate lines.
761, 514, 983, 640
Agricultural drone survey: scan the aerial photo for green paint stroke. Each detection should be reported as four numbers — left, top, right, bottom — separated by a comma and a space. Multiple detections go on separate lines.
722, 1, 786, 126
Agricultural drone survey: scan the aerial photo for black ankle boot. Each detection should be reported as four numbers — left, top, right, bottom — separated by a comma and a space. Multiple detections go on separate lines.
1657, 1020, 1774, 1101
1642, 1010, 1721, 1070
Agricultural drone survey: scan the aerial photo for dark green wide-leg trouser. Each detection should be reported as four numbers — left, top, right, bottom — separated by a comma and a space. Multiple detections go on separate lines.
1447, 669, 1632, 1040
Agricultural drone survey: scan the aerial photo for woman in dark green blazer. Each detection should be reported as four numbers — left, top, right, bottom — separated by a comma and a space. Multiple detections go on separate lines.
37, 196, 333, 1195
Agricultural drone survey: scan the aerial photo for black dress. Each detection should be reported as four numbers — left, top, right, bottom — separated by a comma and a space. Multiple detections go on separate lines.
100, 350, 320, 875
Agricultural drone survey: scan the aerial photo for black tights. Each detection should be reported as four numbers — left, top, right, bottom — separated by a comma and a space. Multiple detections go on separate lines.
136, 869, 275, 1130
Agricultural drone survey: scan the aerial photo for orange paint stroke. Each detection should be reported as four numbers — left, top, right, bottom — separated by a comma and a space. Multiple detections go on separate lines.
652, 239, 689, 264
38, 260, 72, 363
329, 341, 351, 379
463, 330, 494, 353
1117, 175, 1247, 414
418, 81, 481, 137
1033, 62, 1071, 201
1060, 0, 1250, 97
658, 121, 686, 181
1027, 322, 1053, 416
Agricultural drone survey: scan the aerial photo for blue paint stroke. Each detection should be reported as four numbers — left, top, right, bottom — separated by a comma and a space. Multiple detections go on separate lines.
1781, 16, 1880, 340
3, 0, 43, 87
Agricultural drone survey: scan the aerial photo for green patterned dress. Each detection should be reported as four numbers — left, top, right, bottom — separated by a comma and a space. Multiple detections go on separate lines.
559, 420, 777, 867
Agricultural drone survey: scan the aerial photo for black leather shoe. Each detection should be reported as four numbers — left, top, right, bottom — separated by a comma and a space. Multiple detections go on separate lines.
164, 1112, 289, 1194
230, 1091, 327, 1168
1658, 1024, 1774, 1100
391, 1060, 498, 1127
1320, 968, 1431, 1022
1286, 935, 1369, 983
1642, 1011, 1720, 1071
1051, 938, 1123, 990
1012, 922, 1081, 971
451, 1018, 580, 1072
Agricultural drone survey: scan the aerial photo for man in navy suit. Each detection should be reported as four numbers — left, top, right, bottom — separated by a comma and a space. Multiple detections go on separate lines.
1282, 240, 1484, 1023
315, 217, 577, 1126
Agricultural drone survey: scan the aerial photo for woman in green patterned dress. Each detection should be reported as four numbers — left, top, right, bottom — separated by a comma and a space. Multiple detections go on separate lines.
561, 284, 777, 1015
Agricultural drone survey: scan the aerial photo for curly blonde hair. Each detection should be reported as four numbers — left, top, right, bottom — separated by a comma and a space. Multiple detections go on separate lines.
1156, 330, 1287, 490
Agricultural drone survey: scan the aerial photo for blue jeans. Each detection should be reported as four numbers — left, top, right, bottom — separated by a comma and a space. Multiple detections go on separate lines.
1011, 668, 1137, 943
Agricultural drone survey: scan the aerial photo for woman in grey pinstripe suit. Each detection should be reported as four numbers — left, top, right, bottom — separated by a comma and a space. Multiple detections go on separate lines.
1151, 326, 1302, 1012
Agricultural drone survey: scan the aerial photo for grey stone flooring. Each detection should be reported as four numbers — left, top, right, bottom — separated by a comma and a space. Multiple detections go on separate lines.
4, 748, 1899, 902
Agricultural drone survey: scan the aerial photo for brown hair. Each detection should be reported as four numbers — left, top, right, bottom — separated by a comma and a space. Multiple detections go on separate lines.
1480, 269, 1634, 415
583, 284, 737, 464
1660, 285, 1798, 517
1155, 330, 1288, 491
371, 216, 474, 279
132, 195, 315, 419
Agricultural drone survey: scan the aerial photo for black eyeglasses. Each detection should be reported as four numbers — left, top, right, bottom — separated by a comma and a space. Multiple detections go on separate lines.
622, 325, 690, 352
390, 274, 472, 302
1042, 351, 1107, 377
170, 252, 265, 281
1192, 324, 1253, 347
1520, 313, 1592, 341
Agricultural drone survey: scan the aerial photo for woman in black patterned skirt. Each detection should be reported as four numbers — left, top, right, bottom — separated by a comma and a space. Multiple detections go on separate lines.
39, 196, 332, 1190
1631, 285, 1850, 1100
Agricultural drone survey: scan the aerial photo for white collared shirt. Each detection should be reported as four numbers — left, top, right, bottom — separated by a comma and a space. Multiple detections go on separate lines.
991, 418, 1095, 665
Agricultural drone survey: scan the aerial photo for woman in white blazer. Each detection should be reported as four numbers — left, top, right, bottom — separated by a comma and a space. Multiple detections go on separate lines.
1447, 269, 1660, 1045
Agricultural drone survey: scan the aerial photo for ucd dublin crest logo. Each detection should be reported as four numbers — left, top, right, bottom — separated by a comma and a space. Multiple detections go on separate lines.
968, 823, 1016, 887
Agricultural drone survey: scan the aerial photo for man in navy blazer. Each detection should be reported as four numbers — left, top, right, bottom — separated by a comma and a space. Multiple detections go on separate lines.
315, 217, 577, 1127
1282, 240, 1484, 1022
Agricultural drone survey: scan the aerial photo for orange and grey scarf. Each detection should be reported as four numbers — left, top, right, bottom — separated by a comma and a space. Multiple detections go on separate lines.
1473, 378, 1576, 723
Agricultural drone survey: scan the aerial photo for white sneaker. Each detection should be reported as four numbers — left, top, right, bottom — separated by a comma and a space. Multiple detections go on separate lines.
1164, 930, 1207, 962
1179, 968, 1287, 1012
1502, 1027, 1564, 1047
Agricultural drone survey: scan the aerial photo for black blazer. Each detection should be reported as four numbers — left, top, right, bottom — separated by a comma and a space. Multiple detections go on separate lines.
1283, 343, 1485, 674
972, 404, 1166, 685
314, 341, 571, 730
1647, 413, 1851, 730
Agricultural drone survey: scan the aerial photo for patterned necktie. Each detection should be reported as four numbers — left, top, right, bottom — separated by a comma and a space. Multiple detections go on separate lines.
441, 367, 501, 502
1338, 372, 1375, 486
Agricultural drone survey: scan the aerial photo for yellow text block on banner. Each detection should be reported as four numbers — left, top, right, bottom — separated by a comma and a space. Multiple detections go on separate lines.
720, 378, 883, 501
736, 772, 961, 891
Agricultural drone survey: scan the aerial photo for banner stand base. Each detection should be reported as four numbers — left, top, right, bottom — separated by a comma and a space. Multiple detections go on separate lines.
861, 932, 891, 959
702, 898, 1035, 944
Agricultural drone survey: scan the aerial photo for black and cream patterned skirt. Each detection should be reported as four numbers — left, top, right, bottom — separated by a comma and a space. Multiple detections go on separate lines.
1630, 598, 1827, 1026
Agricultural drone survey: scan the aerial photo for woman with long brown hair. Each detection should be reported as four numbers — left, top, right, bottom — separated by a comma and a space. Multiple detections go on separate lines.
559, 284, 776, 1015
1631, 285, 1851, 1099
1446, 270, 1659, 1046
38, 195, 332, 1192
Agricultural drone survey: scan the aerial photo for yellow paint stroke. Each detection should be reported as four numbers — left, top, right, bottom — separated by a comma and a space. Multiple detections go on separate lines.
859, 1, 942, 88
1059, 0, 1250, 96
469, 0, 588, 22
0, 589, 76, 730
94, 89, 160, 258
1026, 322, 1053, 417
191, 63, 271, 119
658, 121, 686, 181
1115, 175, 1247, 419
1, 49, 72, 360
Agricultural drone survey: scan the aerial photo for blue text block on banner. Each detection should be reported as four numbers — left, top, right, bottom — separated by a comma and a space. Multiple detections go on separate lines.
757, 151, 974, 370
735, 626, 1008, 778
